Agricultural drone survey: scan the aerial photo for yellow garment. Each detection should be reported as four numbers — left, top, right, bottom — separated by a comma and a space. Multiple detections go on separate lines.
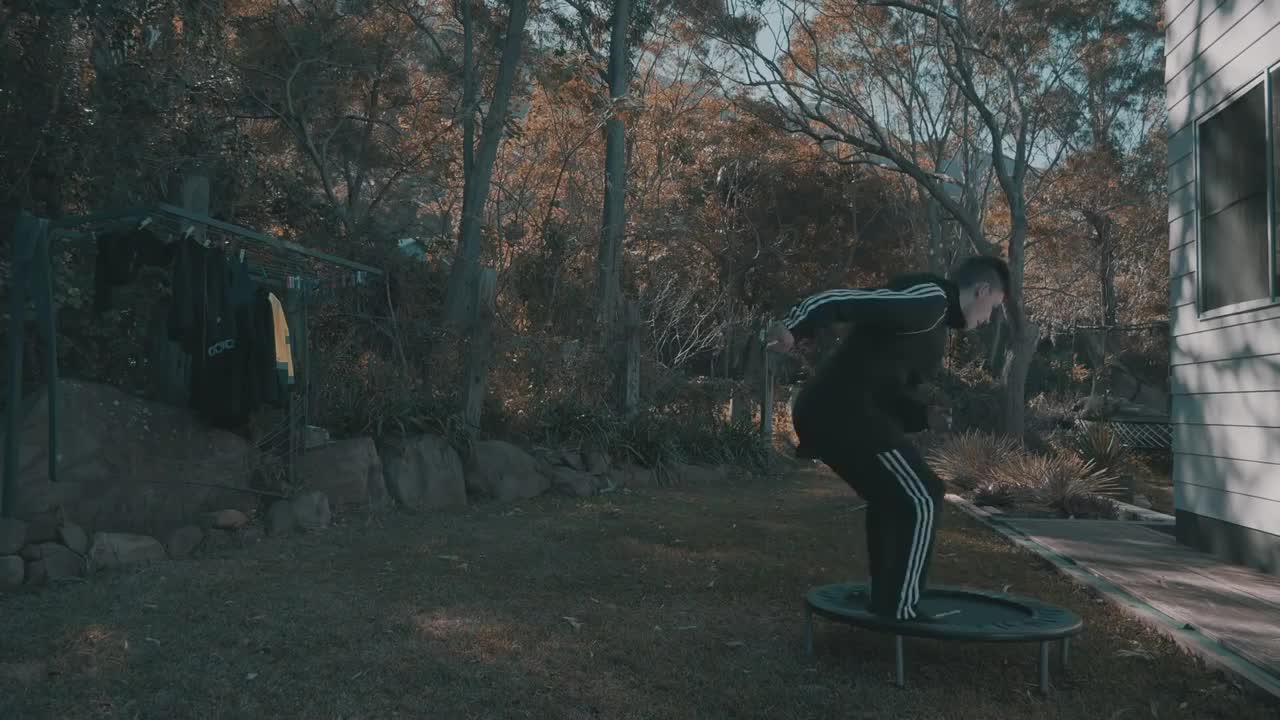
267, 292, 295, 385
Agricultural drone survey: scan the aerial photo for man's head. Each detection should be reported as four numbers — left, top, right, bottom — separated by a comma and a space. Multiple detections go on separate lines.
949, 255, 1010, 329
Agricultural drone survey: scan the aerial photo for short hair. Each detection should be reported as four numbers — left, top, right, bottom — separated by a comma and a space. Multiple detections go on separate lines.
950, 255, 1010, 296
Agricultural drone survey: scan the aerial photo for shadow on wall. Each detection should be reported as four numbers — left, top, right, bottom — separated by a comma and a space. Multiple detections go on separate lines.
1165, 0, 1280, 574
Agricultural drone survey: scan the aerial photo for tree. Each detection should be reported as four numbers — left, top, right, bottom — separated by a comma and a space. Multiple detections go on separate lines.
692, 0, 1079, 435
436, 0, 532, 325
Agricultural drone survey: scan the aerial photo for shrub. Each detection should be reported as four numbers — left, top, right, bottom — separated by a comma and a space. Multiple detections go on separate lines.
928, 430, 1021, 492
1074, 421, 1129, 472
996, 450, 1122, 516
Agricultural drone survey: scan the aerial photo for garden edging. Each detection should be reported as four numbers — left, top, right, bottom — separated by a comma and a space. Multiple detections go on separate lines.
944, 493, 1280, 701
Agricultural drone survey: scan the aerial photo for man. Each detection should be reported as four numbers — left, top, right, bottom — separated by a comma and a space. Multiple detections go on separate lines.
766, 255, 1009, 622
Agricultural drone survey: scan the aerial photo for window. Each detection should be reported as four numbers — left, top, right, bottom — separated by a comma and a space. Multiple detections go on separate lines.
1195, 69, 1279, 315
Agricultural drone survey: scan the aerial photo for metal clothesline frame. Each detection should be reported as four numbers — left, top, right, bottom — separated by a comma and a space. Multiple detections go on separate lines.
3, 203, 386, 519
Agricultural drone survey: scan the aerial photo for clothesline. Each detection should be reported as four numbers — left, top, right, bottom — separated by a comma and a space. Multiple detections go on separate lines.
52, 202, 383, 290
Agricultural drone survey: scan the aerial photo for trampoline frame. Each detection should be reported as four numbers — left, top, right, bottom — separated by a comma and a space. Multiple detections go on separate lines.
803, 583, 1084, 694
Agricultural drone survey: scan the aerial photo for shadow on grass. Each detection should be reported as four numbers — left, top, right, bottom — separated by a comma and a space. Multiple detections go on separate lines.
0, 473, 1276, 719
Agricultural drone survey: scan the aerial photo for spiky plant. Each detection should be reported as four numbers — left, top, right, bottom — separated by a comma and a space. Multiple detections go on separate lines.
998, 451, 1122, 515
928, 429, 1021, 492
1075, 421, 1129, 473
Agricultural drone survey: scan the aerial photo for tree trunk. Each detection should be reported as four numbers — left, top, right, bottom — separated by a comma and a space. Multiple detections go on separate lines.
1001, 207, 1035, 438
596, 0, 632, 335
443, 0, 530, 325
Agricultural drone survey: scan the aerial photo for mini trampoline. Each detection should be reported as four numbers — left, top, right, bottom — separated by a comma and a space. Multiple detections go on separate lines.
804, 582, 1084, 693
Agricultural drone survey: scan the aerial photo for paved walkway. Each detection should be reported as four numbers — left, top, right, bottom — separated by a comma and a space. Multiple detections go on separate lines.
948, 498, 1280, 700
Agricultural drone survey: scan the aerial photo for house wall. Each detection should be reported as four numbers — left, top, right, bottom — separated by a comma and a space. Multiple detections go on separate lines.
1166, 0, 1280, 574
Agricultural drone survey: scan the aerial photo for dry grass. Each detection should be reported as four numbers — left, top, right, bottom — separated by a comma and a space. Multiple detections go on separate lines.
0, 468, 1271, 719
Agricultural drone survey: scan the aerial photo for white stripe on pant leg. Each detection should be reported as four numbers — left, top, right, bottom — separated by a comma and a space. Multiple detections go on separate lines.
877, 452, 928, 620
888, 450, 935, 609
881, 451, 933, 615
887, 450, 933, 609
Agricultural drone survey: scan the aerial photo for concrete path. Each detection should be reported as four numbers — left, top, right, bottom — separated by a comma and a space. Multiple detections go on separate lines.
948, 496, 1280, 700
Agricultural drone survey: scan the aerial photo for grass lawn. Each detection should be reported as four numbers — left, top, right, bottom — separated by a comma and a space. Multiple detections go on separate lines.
1, 466, 1271, 719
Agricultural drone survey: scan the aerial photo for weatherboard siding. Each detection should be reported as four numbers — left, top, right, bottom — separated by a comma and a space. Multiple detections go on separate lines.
1166, 0, 1280, 562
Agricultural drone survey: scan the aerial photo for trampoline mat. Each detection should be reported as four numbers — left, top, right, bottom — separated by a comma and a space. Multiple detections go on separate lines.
806, 583, 1083, 641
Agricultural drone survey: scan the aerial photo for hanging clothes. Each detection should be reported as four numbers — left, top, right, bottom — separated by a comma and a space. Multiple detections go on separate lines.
168, 236, 244, 427
267, 292, 295, 389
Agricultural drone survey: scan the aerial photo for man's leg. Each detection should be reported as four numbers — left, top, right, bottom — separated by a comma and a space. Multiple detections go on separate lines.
864, 506, 885, 596
868, 444, 945, 620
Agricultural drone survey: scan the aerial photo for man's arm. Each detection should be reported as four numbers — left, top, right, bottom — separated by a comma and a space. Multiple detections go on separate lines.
781, 282, 950, 341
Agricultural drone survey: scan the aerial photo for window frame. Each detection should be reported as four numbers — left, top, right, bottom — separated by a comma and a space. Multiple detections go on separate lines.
1193, 66, 1280, 320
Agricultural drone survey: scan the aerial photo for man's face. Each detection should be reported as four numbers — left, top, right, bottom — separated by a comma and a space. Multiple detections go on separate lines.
963, 283, 1005, 329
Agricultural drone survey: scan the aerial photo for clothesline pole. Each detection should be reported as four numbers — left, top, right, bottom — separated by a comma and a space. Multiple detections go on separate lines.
2, 217, 29, 518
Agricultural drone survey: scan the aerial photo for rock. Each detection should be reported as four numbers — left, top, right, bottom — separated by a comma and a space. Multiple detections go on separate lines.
266, 500, 296, 536
585, 451, 610, 476
0, 519, 26, 555
237, 525, 265, 544
24, 513, 59, 544
560, 450, 587, 472
166, 526, 204, 559
303, 425, 331, 449
1134, 494, 1153, 509
25, 559, 47, 586
36, 542, 85, 579
205, 509, 251, 530
551, 467, 599, 498
58, 523, 89, 555
466, 441, 550, 502
611, 464, 655, 490
88, 532, 167, 570
200, 529, 236, 555
290, 490, 331, 531
380, 435, 468, 511
295, 437, 387, 509
0, 380, 257, 536
0, 555, 24, 587
19, 544, 42, 561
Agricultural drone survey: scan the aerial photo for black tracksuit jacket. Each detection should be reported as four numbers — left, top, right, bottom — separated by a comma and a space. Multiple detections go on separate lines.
784, 272, 967, 456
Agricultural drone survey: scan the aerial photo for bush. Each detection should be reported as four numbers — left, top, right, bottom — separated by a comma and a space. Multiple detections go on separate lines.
1073, 421, 1129, 472
532, 398, 776, 482
928, 430, 1021, 492
995, 450, 1122, 517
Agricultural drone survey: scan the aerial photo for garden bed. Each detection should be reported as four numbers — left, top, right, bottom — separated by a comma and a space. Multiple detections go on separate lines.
927, 424, 1167, 522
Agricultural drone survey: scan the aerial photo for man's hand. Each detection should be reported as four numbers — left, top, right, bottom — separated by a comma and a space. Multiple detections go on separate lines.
763, 321, 794, 353
927, 406, 953, 432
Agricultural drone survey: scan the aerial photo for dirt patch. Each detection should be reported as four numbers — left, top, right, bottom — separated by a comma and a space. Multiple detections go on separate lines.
0, 467, 1271, 719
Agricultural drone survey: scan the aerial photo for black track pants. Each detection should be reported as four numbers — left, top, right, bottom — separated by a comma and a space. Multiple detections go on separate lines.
823, 443, 945, 620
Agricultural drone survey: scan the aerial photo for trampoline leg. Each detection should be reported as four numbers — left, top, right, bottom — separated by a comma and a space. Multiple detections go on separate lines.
1039, 641, 1050, 695
1060, 637, 1070, 668
894, 635, 905, 689
803, 606, 814, 657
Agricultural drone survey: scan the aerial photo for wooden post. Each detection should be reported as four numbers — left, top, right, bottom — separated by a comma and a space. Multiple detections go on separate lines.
760, 332, 774, 441
285, 288, 302, 488
463, 268, 498, 435
621, 299, 641, 417
3, 214, 32, 518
